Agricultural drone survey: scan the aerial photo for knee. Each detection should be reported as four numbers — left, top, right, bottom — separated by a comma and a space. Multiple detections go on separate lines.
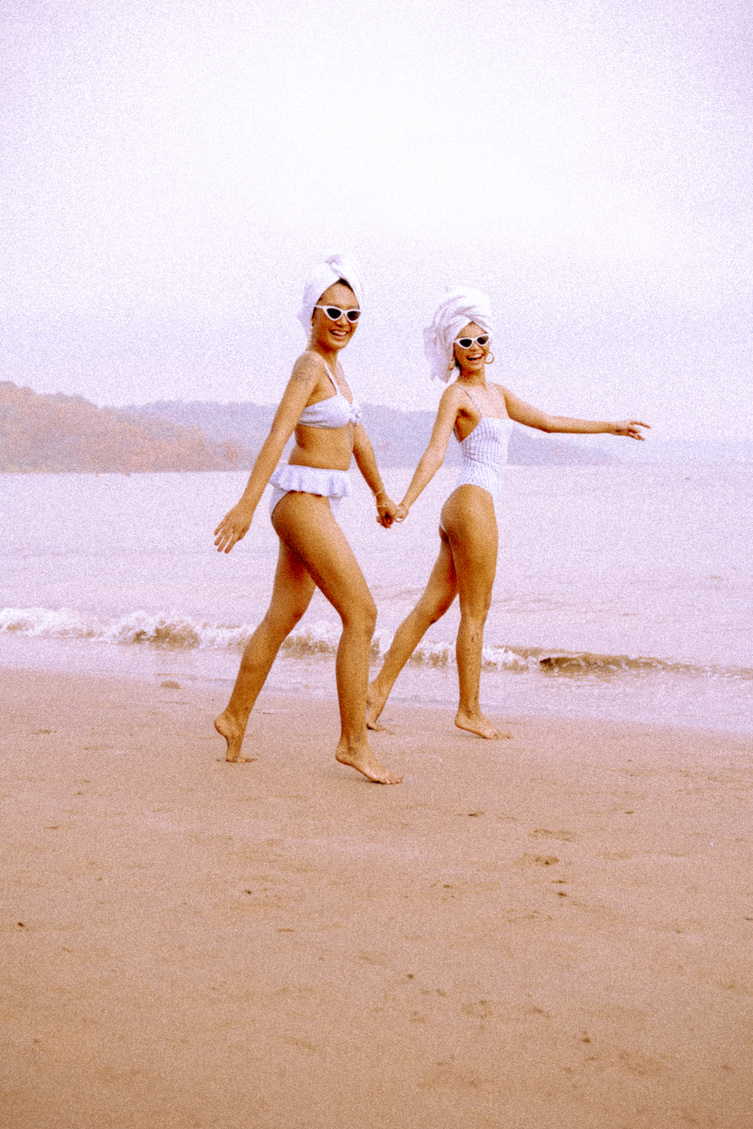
431, 590, 456, 623
362, 596, 378, 637
424, 603, 450, 628
417, 581, 455, 626
264, 601, 307, 640
459, 588, 492, 623
459, 607, 490, 636
343, 595, 377, 638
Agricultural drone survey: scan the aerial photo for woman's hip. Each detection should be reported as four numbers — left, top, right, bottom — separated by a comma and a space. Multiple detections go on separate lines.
440, 482, 499, 536
269, 464, 351, 519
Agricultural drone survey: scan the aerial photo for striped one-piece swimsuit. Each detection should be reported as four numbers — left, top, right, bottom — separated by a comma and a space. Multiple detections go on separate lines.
446, 385, 514, 522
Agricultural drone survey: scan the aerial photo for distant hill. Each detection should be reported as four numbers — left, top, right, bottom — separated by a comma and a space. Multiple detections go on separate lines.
5, 381, 747, 473
127, 400, 753, 466
129, 399, 618, 467
0, 381, 620, 474
0, 383, 252, 473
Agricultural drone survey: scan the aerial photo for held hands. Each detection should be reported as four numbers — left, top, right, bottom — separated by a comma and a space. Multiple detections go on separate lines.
613, 420, 651, 440
214, 502, 255, 554
373, 486, 409, 525
375, 492, 399, 529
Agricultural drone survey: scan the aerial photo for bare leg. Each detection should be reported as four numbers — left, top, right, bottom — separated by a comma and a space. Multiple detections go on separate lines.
443, 487, 512, 740
367, 532, 457, 729
271, 493, 401, 783
215, 538, 316, 761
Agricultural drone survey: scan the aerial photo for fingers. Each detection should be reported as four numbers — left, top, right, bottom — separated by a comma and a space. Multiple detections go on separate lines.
628, 420, 650, 441
214, 519, 231, 550
213, 512, 231, 537
214, 531, 235, 553
376, 495, 399, 529
614, 419, 650, 441
213, 517, 249, 552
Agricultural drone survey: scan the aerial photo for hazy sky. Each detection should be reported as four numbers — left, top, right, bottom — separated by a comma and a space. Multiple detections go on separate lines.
2, 0, 752, 436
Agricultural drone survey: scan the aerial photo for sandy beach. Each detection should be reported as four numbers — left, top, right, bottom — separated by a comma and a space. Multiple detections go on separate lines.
2, 666, 752, 1128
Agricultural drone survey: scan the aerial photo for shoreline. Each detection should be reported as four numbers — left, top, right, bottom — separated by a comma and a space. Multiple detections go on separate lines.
1, 633, 752, 737
2, 665, 752, 1128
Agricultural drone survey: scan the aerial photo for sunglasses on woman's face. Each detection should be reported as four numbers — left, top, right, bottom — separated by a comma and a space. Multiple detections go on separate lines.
314, 305, 361, 323
455, 335, 490, 349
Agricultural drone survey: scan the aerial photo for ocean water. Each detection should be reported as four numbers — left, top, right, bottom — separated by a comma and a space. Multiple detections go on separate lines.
1, 465, 751, 733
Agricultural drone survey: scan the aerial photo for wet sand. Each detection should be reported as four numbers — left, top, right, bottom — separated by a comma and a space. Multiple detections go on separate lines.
2, 666, 752, 1128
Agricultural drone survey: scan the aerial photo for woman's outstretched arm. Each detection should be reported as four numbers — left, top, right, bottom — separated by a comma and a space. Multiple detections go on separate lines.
213, 355, 321, 553
394, 386, 462, 521
500, 385, 649, 440
352, 423, 398, 528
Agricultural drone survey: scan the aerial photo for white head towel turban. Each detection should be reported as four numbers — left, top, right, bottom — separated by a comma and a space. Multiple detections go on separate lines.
423, 287, 493, 383
297, 252, 365, 334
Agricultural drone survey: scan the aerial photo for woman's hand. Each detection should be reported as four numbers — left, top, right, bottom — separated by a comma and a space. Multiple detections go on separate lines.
214, 502, 255, 554
612, 420, 651, 440
393, 502, 409, 523
376, 495, 398, 528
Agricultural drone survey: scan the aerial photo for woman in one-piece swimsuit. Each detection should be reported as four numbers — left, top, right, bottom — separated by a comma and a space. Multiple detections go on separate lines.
367, 288, 649, 740
213, 254, 402, 783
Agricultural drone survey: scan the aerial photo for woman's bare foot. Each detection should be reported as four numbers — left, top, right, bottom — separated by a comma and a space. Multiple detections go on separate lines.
455, 709, 512, 740
365, 683, 391, 731
336, 735, 402, 783
214, 710, 255, 763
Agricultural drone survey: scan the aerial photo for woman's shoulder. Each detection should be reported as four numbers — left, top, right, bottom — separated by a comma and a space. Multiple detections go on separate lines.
439, 381, 470, 407
490, 380, 514, 402
440, 381, 485, 417
291, 349, 330, 385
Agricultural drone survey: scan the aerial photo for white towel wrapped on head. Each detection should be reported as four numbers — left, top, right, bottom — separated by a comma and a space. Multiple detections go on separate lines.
423, 287, 493, 383
297, 253, 364, 333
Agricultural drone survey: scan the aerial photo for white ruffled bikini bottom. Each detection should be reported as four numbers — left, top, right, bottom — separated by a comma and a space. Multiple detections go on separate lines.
269, 463, 351, 519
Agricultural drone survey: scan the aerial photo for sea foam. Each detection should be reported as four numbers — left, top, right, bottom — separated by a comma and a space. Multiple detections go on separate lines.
2, 605, 750, 683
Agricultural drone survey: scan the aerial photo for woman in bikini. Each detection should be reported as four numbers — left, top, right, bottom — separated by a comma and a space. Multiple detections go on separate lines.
366, 288, 649, 739
213, 253, 401, 783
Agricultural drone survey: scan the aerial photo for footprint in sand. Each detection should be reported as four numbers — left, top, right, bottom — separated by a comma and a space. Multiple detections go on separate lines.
462, 999, 493, 1019
530, 829, 577, 841
516, 853, 559, 867
418, 1061, 485, 1092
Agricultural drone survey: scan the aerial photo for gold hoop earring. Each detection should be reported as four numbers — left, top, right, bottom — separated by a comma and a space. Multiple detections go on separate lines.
484, 353, 495, 365
448, 359, 456, 372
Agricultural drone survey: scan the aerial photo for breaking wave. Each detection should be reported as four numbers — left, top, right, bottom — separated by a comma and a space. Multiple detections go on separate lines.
0, 606, 344, 656
2, 605, 751, 684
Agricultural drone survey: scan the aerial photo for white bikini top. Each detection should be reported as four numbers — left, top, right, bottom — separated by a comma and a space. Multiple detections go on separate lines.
298, 360, 362, 429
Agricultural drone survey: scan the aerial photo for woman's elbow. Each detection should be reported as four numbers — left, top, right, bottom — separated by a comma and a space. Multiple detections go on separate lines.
263, 425, 293, 455
528, 415, 555, 433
